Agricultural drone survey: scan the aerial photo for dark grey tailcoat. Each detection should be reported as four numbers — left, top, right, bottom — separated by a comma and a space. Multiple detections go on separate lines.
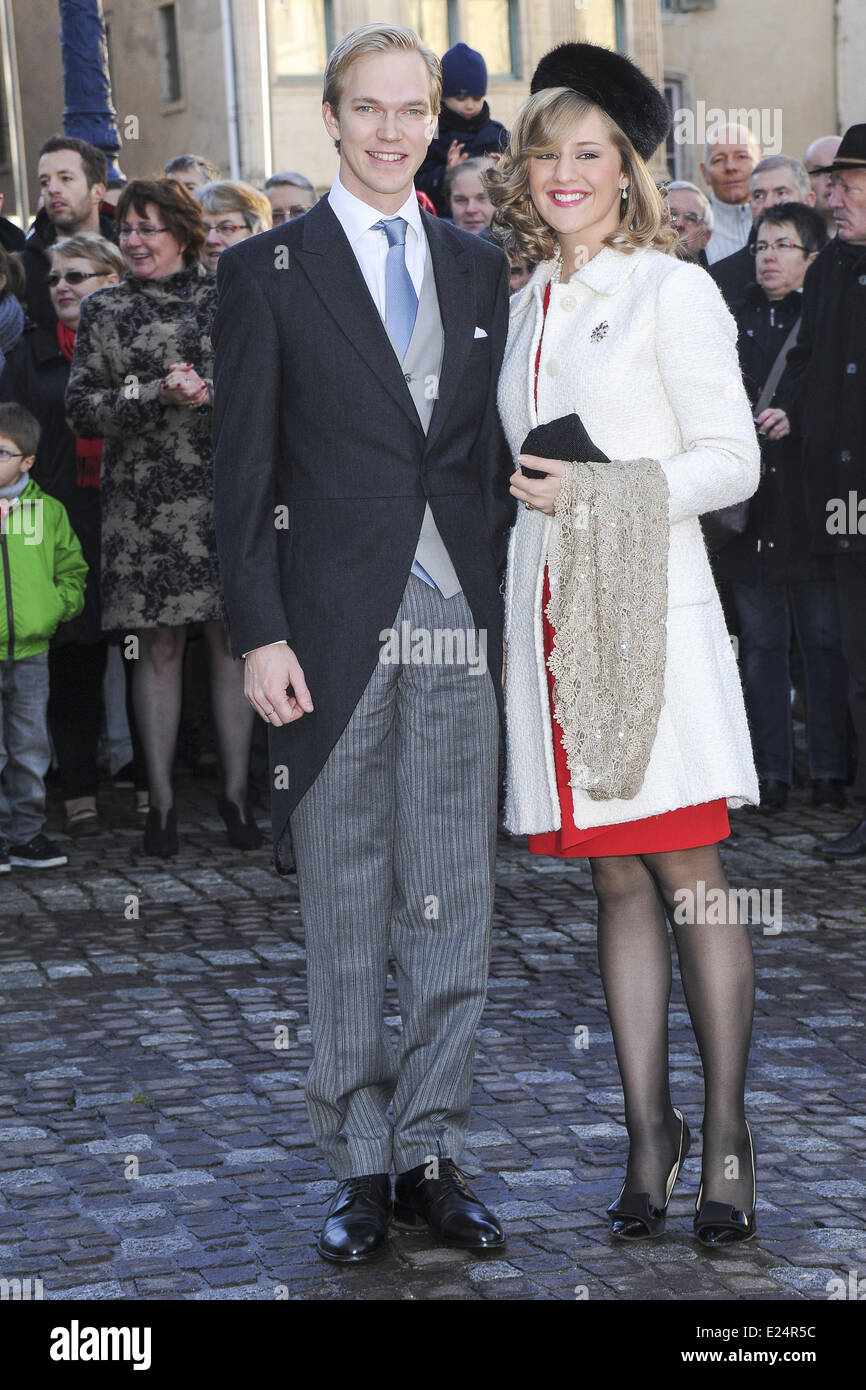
211, 197, 513, 870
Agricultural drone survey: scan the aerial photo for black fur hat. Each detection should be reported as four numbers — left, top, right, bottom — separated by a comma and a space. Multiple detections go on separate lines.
530, 43, 671, 162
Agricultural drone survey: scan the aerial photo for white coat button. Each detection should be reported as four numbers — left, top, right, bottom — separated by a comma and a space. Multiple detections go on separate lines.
561, 296, 576, 311
546, 359, 561, 376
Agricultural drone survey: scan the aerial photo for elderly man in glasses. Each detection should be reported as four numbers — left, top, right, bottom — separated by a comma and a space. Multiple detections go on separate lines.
666, 181, 714, 266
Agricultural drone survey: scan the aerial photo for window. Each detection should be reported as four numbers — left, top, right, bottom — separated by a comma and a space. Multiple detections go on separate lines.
664, 80, 683, 180
156, 4, 182, 103
464, 0, 515, 78
0, 78, 9, 168
405, 1, 453, 57
272, 0, 330, 78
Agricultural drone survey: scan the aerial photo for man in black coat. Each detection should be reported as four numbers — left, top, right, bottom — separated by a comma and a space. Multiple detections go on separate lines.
715, 203, 848, 812
19, 136, 114, 333
212, 25, 513, 1264
0, 192, 25, 254
774, 126, 866, 855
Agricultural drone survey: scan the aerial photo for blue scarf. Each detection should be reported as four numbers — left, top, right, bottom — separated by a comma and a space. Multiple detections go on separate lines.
0, 290, 24, 355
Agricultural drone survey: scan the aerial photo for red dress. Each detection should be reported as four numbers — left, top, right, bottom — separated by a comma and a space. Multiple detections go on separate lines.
527, 282, 730, 859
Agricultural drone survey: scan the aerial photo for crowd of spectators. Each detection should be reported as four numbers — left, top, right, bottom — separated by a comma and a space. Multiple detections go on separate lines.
1, 43, 865, 868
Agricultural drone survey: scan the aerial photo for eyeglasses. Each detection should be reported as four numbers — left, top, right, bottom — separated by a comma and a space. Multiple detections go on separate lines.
118, 225, 170, 240
271, 207, 311, 223
751, 239, 807, 255
46, 269, 105, 286
203, 220, 248, 237
671, 212, 704, 226
0, 448, 24, 461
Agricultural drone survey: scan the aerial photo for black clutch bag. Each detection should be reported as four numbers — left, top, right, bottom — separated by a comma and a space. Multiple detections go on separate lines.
520, 413, 609, 478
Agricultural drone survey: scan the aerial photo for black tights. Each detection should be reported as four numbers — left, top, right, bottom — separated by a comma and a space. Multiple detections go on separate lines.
590, 844, 755, 1212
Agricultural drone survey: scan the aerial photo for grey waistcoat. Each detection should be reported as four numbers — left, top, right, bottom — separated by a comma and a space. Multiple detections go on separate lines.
384, 252, 462, 598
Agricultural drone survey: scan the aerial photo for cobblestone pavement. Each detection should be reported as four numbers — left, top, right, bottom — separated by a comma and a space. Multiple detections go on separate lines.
1, 769, 864, 1303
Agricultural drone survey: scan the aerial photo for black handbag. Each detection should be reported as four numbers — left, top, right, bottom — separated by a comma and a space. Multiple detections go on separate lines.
519, 412, 609, 475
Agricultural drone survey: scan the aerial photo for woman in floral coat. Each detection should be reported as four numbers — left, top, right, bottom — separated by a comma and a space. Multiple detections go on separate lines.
66, 178, 260, 856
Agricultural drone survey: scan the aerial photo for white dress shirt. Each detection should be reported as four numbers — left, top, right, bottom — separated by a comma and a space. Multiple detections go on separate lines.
327, 174, 427, 309
705, 195, 753, 264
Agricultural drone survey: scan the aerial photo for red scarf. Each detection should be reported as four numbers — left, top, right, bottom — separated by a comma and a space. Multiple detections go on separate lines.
57, 321, 103, 488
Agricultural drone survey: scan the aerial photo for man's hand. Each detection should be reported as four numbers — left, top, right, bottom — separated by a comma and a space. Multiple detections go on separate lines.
510, 457, 567, 515
756, 407, 790, 440
244, 643, 313, 726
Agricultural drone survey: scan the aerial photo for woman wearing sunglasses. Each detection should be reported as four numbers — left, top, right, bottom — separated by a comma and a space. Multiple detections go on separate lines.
0, 232, 131, 837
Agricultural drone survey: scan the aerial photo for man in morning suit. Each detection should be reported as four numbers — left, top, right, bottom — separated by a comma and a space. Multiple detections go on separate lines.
211, 23, 514, 1263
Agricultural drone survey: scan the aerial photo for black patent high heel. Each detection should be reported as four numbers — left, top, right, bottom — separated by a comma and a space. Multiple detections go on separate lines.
607, 1108, 691, 1240
694, 1121, 756, 1248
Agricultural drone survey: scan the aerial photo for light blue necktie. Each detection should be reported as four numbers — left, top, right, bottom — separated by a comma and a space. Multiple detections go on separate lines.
373, 216, 432, 587
373, 216, 418, 360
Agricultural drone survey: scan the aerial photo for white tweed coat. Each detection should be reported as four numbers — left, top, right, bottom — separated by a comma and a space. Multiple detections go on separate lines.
499, 244, 761, 835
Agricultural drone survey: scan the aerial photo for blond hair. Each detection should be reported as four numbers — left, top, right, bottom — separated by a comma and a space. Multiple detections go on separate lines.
323, 23, 441, 119
485, 87, 678, 264
195, 180, 273, 235
49, 231, 126, 279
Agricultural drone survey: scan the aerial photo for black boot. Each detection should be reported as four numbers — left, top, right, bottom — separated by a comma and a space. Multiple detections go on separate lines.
143, 806, 178, 857
217, 798, 264, 850
811, 778, 846, 809
819, 816, 866, 859
758, 778, 788, 812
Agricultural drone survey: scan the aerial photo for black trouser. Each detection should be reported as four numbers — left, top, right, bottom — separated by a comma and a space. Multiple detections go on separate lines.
48, 640, 109, 800
833, 552, 866, 802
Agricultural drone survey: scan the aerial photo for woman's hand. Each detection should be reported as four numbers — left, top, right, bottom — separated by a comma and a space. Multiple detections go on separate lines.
756, 407, 790, 440
510, 456, 568, 515
161, 361, 208, 406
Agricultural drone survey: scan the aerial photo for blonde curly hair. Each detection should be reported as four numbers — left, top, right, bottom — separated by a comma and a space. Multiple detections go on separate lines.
485, 87, 678, 264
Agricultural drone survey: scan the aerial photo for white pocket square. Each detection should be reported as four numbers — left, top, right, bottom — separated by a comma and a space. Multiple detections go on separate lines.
473, 326, 488, 339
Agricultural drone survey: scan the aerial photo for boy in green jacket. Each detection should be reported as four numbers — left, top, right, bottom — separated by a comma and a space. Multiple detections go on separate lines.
0, 402, 87, 870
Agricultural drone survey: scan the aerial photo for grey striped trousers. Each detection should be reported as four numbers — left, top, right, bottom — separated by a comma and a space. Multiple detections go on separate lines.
288, 575, 499, 1178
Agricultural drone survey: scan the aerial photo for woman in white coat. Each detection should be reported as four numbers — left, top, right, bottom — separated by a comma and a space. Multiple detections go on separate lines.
488, 44, 762, 1246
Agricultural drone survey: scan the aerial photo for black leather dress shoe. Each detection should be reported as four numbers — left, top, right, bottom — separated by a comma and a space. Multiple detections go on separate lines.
819, 816, 866, 859
811, 778, 846, 809
758, 779, 788, 812
393, 1159, 505, 1251
316, 1174, 391, 1264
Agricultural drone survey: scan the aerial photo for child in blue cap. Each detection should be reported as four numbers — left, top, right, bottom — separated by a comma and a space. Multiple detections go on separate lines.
415, 43, 509, 216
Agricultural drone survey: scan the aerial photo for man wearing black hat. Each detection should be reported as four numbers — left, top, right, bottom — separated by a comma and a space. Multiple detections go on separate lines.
775, 125, 866, 856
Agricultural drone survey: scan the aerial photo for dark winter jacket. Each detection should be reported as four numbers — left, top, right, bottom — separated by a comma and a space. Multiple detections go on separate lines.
714, 282, 828, 586
776, 236, 866, 554
709, 227, 756, 309
415, 102, 509, 215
